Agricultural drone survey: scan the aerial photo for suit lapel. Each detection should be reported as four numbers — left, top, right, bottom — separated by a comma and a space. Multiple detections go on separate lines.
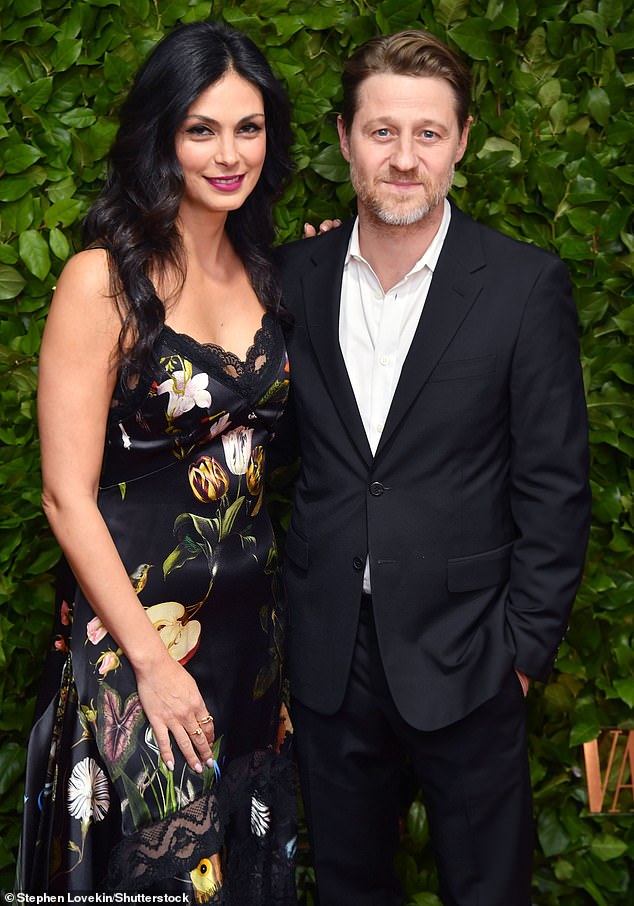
375, 207, 486, 459
300, 222, 373, 466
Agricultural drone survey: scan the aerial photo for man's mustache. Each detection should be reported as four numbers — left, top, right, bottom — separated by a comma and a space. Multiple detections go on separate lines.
378, 170, 429, 184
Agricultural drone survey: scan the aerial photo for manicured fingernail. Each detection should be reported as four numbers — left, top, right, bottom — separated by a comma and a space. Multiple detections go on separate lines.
194, 762, 203, 773
206, 758, 215, 767
166, 760, 174, 772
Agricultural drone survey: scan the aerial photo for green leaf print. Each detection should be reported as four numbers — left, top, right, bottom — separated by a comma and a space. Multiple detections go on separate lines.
163, 536, 202, 579
119, 769, 152, 829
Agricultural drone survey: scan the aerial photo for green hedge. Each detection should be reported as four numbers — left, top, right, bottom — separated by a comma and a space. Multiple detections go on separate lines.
1, 0, 633, 901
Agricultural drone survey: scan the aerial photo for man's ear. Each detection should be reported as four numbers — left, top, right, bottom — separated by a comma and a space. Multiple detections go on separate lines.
455, 114, 472, 164
337, 114, 351, 163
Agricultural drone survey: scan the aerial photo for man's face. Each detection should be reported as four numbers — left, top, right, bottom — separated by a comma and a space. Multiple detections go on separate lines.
338, 73, 470, 227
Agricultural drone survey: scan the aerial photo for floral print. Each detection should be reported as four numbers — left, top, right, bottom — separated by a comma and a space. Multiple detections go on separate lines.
221, 425, 254, 475
19, 316, 296, 901
188, 456, 230, 503
86, 615, 107, 644
67, 757, 110, 825
156, 367, 212, 418
96, 650, 120, 676
246, 445, 265, 496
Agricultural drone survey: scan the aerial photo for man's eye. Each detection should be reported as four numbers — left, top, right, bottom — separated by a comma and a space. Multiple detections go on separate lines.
422, 130, 436, 140
375, 128, 391, 138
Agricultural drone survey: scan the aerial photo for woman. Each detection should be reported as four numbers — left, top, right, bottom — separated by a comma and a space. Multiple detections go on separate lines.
18, 21, 296, 902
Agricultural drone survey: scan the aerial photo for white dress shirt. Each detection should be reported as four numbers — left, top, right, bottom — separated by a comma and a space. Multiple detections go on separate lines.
339, 199, 452, 592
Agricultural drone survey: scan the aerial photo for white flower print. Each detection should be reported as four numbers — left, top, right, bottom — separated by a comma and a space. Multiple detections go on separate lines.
157, 370, 212, 418
222, 426, 254, 475
176, 779, 196, 809
144, 724, 160, 756
118, 422, 131, 450
67, 757, 110, 825
250, 794, 270, 837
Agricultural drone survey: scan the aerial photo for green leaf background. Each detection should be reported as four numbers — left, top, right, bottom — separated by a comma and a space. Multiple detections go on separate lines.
1, 0, 632, 900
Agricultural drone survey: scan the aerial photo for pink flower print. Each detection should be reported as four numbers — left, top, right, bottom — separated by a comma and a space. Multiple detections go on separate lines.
87, 615, 108, 645
60, 599, 72, 626
97, 650, 120, 676
207, 412, 232, 442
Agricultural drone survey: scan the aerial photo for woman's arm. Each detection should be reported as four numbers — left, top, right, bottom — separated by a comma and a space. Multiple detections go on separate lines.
38, 249, 215, 773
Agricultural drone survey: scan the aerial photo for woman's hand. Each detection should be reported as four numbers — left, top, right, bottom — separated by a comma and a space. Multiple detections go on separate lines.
135, 654, 216, 773
303, 218, 342, 238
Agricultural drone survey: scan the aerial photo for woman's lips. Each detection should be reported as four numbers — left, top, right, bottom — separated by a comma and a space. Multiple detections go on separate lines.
205, 174, 246, 192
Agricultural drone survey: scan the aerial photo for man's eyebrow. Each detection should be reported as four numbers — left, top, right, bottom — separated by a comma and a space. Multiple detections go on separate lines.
363, 116, 448, 130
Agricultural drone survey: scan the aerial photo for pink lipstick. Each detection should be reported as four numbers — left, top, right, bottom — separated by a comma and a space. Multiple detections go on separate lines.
205, 175, 246, 192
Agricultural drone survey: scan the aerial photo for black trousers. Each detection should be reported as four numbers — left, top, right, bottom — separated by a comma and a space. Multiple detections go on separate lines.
292, 597, 533, 906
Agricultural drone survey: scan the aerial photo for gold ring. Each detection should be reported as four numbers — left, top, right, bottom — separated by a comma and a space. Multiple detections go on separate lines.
191, 727, 204, 737
198, 714, 214, 726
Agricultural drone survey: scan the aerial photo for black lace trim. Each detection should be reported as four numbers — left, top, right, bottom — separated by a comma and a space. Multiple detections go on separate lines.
162, 315, 283, 404
198, 323, 270, 379
105, 749, 297, 903
107, 314, 284, 421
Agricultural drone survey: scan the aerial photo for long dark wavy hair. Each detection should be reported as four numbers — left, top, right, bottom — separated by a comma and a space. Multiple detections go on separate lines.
83, 20, 293, 387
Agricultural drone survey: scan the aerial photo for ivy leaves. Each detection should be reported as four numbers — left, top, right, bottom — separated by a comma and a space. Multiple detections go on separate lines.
0, 0, 633, 900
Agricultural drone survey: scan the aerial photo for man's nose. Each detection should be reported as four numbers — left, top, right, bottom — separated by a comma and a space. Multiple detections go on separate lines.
389, 136, 418, 171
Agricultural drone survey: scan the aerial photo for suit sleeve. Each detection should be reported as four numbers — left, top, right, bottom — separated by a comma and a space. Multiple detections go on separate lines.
507, 255, 590, 682
268, 248, 302, 476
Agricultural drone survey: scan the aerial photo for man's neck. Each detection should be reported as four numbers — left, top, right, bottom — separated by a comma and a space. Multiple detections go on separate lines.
357, 202, 445, 292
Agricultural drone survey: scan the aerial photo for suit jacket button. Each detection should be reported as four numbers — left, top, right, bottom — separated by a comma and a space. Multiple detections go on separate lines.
369, 481, 384, 496
353, 557, 364, 570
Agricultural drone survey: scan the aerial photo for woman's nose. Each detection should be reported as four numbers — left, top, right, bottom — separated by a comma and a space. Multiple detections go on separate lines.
214, 135, 239, 167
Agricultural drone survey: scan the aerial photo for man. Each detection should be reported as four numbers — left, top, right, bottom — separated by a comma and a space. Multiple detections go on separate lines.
276, 29, 590, 906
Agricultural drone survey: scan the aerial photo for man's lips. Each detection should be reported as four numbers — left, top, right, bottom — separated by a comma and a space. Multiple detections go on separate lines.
382, 178, 424, 189
204, 174, 246, 192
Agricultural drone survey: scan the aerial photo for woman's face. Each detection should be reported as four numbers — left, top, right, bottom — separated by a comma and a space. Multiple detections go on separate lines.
175, 71, 266, 222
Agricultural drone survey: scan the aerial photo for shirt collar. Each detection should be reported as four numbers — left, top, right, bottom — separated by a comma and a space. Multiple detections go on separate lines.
345, 198, 452, 278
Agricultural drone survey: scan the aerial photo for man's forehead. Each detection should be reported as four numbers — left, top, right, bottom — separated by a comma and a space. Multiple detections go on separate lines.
354, 73, 458, 122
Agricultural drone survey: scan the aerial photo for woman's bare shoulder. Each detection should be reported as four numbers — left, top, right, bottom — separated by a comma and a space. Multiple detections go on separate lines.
55, 247, 112, 298
45, 248, 121, 351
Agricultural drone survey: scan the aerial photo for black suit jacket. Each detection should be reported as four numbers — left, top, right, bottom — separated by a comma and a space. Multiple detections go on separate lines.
275, 204, 590, 731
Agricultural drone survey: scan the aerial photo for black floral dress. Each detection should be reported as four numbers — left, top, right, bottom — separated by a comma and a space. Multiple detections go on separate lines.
18, 314, 297, 903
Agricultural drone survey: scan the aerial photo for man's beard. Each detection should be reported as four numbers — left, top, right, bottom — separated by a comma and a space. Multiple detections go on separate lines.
351, 162, 455, 227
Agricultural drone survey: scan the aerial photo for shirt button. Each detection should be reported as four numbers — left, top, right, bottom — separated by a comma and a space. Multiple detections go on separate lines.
369, 481, 384, 496
379, 355, 391, 366
353, 557, 364, 570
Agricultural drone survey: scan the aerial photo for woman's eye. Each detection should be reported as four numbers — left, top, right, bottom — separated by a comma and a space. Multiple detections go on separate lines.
186, 124, 213, 137
239, 122, 264, 135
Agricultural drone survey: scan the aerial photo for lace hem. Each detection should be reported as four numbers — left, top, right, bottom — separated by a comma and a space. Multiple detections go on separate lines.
106, 749, 297, 903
